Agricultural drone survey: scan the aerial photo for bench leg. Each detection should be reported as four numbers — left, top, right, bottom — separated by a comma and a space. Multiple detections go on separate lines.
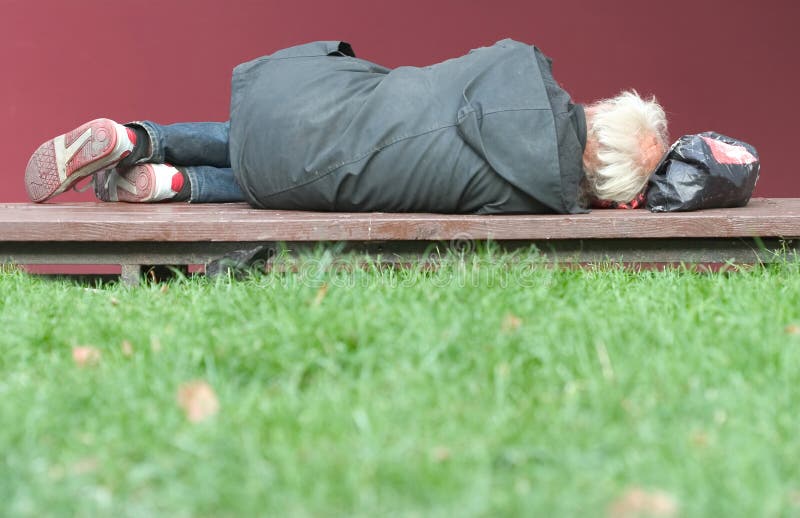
120, 264, 142, 286
143, 264, 190, 282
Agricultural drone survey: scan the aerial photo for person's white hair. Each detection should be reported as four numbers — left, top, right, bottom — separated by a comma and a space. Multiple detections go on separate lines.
583, 90, 669, 203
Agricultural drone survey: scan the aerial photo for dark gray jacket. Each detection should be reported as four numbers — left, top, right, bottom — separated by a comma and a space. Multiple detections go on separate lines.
229, 39, 587, 214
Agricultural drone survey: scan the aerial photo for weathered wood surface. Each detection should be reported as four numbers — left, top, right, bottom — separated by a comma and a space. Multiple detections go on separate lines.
0, 198, 798, 242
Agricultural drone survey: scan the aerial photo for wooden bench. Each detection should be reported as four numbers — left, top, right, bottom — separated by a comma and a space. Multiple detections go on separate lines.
1, 198, 799, 284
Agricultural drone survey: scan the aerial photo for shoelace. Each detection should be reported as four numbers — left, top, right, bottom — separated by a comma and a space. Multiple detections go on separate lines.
70, 170, 112, 194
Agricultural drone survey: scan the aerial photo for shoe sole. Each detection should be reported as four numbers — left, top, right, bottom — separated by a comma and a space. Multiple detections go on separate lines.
98, 164, 160, 203
118, 164, 157, 202
25, 119, 131, 202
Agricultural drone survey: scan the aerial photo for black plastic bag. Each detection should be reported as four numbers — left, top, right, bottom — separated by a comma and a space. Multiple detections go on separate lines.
646, 132, 760, 212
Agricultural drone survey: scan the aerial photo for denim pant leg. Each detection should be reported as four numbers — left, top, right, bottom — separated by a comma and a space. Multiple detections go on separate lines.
128, 120, 245, 203
132, 121, 232, 167
182, 166, 246, 203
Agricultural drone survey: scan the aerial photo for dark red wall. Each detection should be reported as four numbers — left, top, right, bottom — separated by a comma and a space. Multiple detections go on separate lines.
3, 0, 798, 202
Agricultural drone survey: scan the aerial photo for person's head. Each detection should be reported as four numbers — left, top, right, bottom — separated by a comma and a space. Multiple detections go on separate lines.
581, 90, 669, 205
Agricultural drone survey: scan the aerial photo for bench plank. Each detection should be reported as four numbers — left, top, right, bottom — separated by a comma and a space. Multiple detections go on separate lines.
3, 238, 793, 266
0, 198, 798, 242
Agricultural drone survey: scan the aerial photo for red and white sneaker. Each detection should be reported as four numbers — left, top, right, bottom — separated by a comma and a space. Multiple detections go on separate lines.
95, 163, 184, 202
25, 118, 136, 202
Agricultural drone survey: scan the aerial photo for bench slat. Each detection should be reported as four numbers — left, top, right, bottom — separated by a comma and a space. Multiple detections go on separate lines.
0, 198, 798, 242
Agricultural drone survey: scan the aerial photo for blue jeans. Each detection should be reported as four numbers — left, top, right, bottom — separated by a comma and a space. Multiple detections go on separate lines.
132, 121, 246, 203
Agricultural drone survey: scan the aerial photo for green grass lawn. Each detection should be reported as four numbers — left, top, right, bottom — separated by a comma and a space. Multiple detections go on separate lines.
2, 251, 800, 517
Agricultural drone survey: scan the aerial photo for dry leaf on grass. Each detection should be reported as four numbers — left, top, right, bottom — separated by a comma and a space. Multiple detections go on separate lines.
312, 283, 329, 306
608, 487, 678, 518
690, 429, 709, 448
121, 340, 134, 356
785, 324, 800, 335
430, 446, 451, 463
72, 346, 101, 366
70, 457, 99, 475
177, 380, 220, 423
501, 313, 523, 332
